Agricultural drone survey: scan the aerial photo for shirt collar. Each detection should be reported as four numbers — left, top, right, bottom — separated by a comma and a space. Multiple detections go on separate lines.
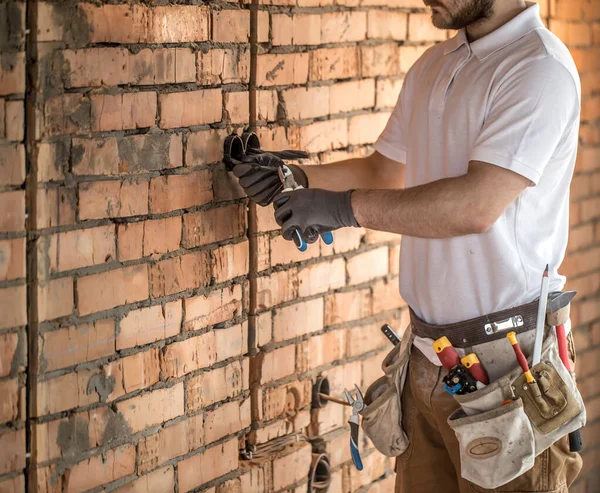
443, 2, 544, 60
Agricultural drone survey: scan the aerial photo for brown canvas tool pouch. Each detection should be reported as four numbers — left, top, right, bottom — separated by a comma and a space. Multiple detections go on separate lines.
447, 337, 586, 490
359, 326, 415, 457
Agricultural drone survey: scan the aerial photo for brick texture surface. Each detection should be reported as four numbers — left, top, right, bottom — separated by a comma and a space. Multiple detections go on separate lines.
5, 0, 598, 491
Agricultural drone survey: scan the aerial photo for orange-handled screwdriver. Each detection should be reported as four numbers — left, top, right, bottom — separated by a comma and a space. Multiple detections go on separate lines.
506, 331, 535, 383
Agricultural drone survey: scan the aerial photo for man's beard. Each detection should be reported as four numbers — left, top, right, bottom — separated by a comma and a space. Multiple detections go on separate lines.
429, 0, 495, 30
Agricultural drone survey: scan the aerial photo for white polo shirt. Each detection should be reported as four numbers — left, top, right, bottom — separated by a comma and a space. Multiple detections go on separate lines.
375, 3, 580, 334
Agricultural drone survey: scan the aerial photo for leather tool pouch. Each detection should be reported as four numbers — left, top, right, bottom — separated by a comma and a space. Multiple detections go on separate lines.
447, 334, 586, 490
359, 326, 414, 457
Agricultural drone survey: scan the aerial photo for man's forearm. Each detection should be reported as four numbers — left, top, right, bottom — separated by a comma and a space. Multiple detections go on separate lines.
351, 176, 492, 238
301, 153, 405, 191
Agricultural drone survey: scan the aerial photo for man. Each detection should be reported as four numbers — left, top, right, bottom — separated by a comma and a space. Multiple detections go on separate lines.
233, 0, 583, 491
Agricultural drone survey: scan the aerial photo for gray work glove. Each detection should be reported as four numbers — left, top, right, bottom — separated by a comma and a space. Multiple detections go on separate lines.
232, 152, 308, 206
273, 188, 359, 242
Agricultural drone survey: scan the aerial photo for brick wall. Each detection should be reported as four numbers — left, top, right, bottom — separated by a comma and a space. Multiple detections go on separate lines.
552, 1, 600, 492
0, 0, 597, 492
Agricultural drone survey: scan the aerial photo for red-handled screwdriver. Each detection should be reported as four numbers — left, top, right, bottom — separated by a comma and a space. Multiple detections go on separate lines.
507, 331, 535, 384
461, 353, 489, 385
433, 336, 461, 371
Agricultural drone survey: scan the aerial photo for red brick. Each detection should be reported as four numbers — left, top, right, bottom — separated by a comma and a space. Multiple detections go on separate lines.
224, 91, 250, 125
258, 90, 278, 122
83, 4, 209, 43
183, 204, 246, 249
298, 258, 346, 297
91, 92, 157, 131
212, 10, 250, 42
329, 79, 375, 114
204, 399, 251, 444
261, 380, 312, 421
321, 12, 367, 43
5, 100, 24, 141
215, 322, 248, 363
0, 52, 25, 95
0, 191, 24, 233
149, 170, 212, 214
367, 10, 408, 39
118, 301, 182, 350
256, 53, 309, 87
115, 383, 184, 433
184, 284, 243, 332
150, 251, 211, 298
347, 246, 389, 284
113, 466, 175, 493
260, 345, 296, 384
198, 48, 250, 85
361, 43, 399, 77
0, 474, 24, 493
325, 288, 372, 326
130, 49, 175, 85
186, 129, 229, 166
290, 118, 349, 154
567, 224, 594, 252
0, 428, 25, 475
159, 90, 221, 128
49, 225, 116, 272
400, 45, 430, 73
0, 378, 19, 424
43, 93, 90, 136
272, 443, 312, 491
0, 332, 20, 377
66, 445, 135, 493
309, 47, 359, 81
582, 196, 600, 221
113, 133, 183, 174
77, 265, 149, 316
561, 246, 600, 277
377, 78, 403, 108
273, 298, 324, 342
117, 222, 143, 262
0, 286, 26, 330
0, 143, 25, 186
257, 268, 298, 310
36, 369, 102, 416
63, 48, 129, 88
281, 86, 330, 120
212, 241, 249, 284
36, 187, 75, 228
579, 147, 600, 172
137, 416, 203, 474
256, 204, 279, 233
0, 99, 5, 137
297, 330, 345, 372
143, 216, 182, 257
71, 137, 119, 175
122, 348, 160, 393
42, 319, 115, 372
79, 179, 149, 220
257, 235, 270, 272
346, 321, 389, 357
38, 278, 73, 322
187, 359, 248, 412
161, 332, 216, 378
273, 14, 321, 46
0, 238, 25, 281
178, 439, 239, 493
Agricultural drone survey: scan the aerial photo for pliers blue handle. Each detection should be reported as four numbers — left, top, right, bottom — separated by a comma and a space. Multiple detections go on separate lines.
345, 384, 365, 471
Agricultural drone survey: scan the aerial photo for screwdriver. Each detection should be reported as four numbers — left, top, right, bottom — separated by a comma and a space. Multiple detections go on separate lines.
507, 331, 535, 384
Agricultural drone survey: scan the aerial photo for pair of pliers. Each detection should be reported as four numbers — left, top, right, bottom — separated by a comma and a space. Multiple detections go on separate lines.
344, 384, 365, 471
277, 165, 334, 252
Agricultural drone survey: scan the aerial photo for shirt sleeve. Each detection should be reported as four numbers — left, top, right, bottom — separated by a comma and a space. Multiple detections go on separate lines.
470, 57, 580, 185
373, 66, 417, 164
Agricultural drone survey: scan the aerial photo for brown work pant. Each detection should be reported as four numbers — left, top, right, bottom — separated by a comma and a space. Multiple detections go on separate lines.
394, 348, 583, 493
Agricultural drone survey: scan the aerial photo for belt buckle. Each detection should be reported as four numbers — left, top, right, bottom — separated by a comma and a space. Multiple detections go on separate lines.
484, 315, 524, 335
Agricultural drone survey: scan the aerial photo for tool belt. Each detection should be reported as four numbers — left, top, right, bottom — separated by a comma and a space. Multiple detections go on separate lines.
409, 299, 539, 347
359, 297, 586, 490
